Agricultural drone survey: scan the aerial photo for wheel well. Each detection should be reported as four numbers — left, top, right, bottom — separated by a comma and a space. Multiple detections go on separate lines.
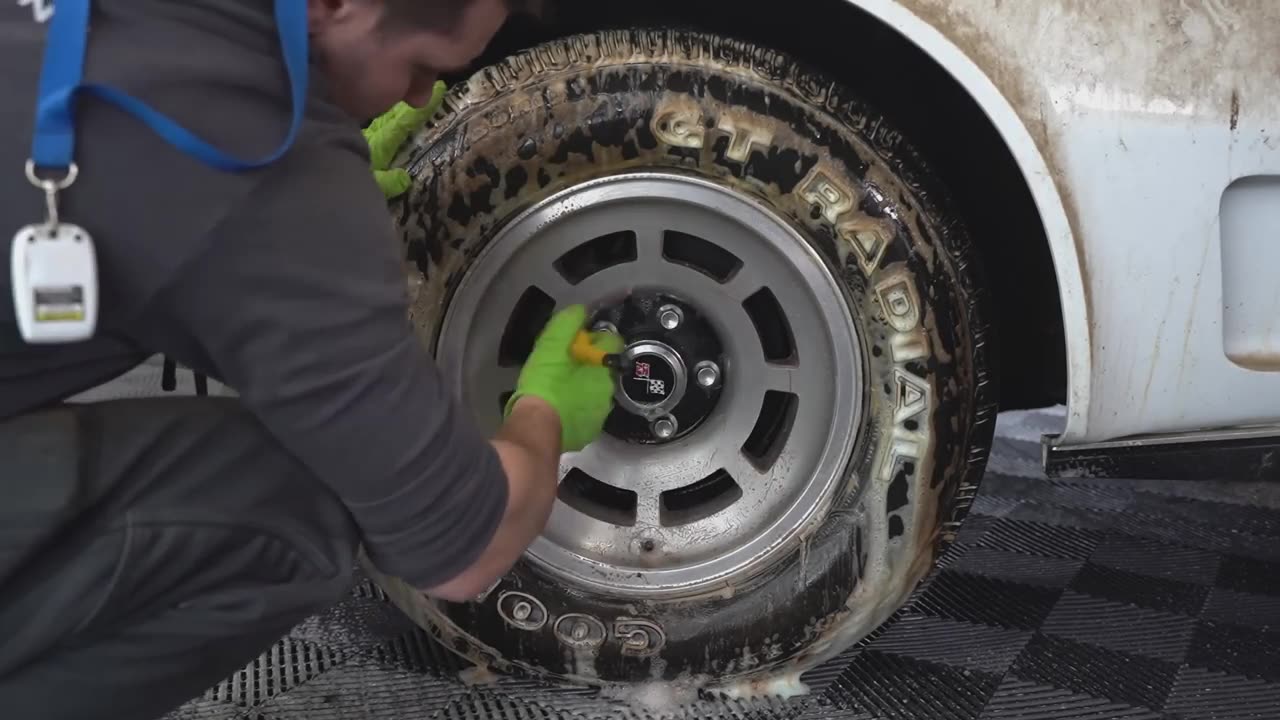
451, 0, 1068, 410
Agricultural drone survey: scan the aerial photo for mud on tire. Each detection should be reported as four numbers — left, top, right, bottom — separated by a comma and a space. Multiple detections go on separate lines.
362, 28, 997, 689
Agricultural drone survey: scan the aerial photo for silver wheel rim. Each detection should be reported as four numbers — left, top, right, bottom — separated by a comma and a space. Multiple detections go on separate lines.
436, 172, 862, 598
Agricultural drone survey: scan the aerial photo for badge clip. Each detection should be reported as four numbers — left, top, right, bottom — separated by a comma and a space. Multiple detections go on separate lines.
11, 160, 98, 344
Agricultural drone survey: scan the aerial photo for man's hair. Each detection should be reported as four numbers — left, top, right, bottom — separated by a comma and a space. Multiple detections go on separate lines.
380, 0, 545, 32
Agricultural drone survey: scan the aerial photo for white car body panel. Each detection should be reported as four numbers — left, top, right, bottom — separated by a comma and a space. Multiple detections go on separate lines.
845, 0, 1280, 445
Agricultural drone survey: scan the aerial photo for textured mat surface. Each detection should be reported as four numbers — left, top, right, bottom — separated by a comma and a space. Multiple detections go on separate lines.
161, 407, 1280, 720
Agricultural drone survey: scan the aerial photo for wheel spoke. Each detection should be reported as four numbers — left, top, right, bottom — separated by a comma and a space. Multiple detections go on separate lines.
725, 453, 776, 506
721, 305, 764, 362
763, 363, 797, 393
732, 345, 804, 395
632, 225, 666, 273
634, 486, 662, 528
722, 269, 764, 303
720, 388, 768, 448
572, 268, 638, 305
561, 447, 665, 530
524, 264, 573, 304
561, 441, 608, 483
713, 357, 811, 474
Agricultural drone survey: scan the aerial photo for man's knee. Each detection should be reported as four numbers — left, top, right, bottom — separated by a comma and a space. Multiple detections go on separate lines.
2, 397, 364, 649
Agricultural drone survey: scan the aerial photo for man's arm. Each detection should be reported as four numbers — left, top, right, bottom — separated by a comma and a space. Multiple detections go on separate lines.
146, 143, 566, 596
427, 395, 561, 600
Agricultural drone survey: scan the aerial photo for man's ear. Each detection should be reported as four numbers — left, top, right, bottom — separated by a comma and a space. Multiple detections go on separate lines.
307, 0, 363, 32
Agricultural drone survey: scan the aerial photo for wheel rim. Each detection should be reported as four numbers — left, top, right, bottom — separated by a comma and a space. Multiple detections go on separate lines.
436, 172, 863, 597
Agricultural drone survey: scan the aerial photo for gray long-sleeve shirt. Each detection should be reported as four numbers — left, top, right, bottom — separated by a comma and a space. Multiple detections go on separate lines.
0, 0, 508, 588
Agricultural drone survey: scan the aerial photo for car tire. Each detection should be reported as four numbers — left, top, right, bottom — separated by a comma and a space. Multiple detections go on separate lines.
362, 27, 998, 690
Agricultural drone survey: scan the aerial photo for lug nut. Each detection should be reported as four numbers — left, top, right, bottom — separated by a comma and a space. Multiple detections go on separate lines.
592, 320, 618, 335
651, 416, 677, 440
695, 361, 721, 388
658, 305, 683, 330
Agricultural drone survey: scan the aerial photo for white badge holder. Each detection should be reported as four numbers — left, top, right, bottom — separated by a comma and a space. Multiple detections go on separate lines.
11, 161, 97, 344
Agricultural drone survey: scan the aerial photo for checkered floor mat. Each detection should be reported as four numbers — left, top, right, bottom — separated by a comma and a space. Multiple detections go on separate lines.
163, 408, 1280, 720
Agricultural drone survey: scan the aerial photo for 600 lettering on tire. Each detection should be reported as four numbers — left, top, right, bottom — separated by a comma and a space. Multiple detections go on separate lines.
362, 29, 997, 690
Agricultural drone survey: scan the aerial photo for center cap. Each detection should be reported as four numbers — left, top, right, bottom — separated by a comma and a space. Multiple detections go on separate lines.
622, 353, 677, 404
614, 341, 687, 418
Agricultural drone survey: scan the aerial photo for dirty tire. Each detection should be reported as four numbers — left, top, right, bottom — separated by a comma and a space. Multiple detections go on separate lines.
362, 28, 997, 689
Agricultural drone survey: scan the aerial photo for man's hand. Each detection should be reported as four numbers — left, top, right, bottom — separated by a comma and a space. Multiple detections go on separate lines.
363, 81, 447, 199
505, 305, 623, 452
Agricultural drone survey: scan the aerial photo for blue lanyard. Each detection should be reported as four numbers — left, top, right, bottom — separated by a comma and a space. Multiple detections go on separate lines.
29, 0, 308, 176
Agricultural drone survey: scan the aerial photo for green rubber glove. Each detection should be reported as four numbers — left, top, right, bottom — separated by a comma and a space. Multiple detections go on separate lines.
505, 305, 624, 453
363, 80, 447, 199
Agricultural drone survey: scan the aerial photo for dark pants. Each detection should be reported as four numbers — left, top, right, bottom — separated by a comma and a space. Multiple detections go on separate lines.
0, 397, 361, 720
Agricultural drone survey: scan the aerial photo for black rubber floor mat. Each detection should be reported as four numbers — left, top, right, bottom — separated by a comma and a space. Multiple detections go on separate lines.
163, 409, 1280, 720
